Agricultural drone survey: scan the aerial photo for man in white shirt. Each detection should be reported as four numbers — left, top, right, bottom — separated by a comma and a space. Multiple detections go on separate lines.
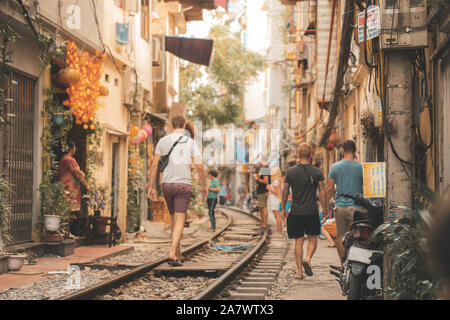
148, 115, 207, 266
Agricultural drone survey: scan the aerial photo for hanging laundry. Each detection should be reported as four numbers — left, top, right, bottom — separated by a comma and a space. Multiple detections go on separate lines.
116, 22, 129, 46
296, 41, 309, 69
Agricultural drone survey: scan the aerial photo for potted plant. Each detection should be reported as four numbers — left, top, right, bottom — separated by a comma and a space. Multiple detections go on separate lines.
7, 252, 28, 272
0, 177, 12, 274
45, 93, 67, 127
38, 34, 66, 68
39, 172, 71, 236
83, 185, 111, 234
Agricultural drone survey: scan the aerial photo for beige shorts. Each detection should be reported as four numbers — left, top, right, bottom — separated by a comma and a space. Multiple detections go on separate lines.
257, 193, 268, 208
334, 206, 360, 236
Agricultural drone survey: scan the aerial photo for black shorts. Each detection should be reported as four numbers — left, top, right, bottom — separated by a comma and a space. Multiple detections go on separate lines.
286, 213, 321, 239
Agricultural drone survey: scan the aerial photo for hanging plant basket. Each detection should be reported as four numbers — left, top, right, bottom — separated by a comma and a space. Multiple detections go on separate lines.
52, 112, 64, 126
52, 68, 81, 88
51, 56, 66, 70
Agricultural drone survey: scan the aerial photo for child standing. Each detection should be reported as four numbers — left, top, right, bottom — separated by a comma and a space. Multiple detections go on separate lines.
207, 170, 220, 232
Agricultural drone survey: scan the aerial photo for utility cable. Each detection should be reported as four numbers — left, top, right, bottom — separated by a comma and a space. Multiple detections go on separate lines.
379, 5, 414, 182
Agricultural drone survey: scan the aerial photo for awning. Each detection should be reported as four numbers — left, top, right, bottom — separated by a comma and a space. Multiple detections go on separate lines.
106, 124, 128, 137
165, 36, 214, 66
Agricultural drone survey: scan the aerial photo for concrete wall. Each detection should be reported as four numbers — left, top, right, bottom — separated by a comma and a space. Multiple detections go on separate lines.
38, 0, 102, 49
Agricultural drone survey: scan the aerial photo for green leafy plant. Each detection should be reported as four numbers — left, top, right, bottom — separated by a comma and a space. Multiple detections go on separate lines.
0, 176, 13, 252
37, 34, 67, 68
0, 12, 20, 128
179, 24, 265, 127
369, 182, 446, 299
39, 172, 71, 219
188, 177, 206, 218
127, 141, 145, 233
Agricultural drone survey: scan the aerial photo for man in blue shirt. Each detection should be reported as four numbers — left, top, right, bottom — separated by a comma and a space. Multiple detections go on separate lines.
326, 140, 363, 263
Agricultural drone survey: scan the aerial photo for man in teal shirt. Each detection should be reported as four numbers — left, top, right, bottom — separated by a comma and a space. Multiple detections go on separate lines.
207, 170, 221, 232
326, 140, 363, 263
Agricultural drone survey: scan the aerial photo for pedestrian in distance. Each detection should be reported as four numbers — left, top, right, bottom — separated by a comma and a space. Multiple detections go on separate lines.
237, 182, 246, 208
255, 157, 271, 232
218, 185, 227, 205
267, 167, 283, 234
148, 115, 208, 267
321, 217, 337, 248
206, 170, 220, 232
282, 143, 328, 279
326, 139, 363, 264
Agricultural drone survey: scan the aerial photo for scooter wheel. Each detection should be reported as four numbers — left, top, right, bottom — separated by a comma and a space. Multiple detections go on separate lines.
347, 273, 362, 300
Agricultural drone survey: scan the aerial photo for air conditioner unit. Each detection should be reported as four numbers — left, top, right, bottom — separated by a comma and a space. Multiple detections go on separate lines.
124, 0, 139, 14
379, 0, 427, 50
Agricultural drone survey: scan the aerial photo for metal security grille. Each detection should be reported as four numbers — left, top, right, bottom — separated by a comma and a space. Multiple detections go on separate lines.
3, 70, 35, 245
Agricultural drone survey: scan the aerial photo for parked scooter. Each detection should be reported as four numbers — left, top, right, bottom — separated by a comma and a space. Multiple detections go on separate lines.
330, 194, 384, 300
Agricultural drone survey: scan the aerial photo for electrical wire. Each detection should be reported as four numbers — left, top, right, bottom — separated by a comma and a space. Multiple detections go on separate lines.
377, 4, 413, 182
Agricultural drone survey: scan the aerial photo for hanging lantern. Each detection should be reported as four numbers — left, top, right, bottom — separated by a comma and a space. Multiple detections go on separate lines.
138, 130, 146, 143
326, 143, 335, 151
140, 129, 148, 140
142, 124, 153, 136
130, 131, 143, 144
129, 125, 140, 139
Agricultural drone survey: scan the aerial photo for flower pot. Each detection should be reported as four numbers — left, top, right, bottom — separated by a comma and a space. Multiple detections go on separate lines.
0, 255, 9, 274
7, 254, 27, 271
93, 216, 108, 234
44, 232, 63, 242
44, 215, 61, 232
52, 57, 66, 69
52, 68, 80, 87
52, 113, 64, 126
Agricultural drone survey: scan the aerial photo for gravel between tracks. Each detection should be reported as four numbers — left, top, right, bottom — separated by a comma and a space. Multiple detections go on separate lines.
0, 214, 228, 300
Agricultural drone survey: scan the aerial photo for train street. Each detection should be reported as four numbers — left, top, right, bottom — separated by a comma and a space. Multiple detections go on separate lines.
0, 0, 449, 306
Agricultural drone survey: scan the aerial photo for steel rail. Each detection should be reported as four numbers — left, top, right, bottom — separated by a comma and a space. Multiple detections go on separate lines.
58, 210, 233, 300
191, 206, 268, 300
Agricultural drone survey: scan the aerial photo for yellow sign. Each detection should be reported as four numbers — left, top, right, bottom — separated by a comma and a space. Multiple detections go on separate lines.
363, 162, 386, 198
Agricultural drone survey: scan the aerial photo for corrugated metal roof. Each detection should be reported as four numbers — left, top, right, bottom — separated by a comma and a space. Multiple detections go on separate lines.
316, 0, 338, 103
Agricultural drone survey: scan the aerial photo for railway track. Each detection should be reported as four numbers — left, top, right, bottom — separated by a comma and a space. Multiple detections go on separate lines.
59, 207, 288, 300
